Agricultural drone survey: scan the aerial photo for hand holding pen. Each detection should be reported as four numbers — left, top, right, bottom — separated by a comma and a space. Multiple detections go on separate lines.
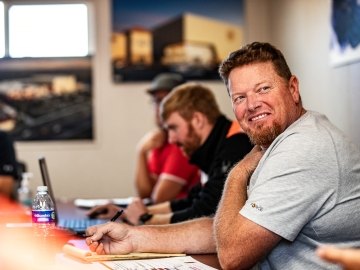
110, 209, 124, 222
83, 209, 124, 238
85, 210, 134, 255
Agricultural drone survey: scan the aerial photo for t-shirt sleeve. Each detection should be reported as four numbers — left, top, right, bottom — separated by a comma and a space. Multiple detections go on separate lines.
240, 133, 337, 241
163, 145, 199, 185
151, 145, 198, 185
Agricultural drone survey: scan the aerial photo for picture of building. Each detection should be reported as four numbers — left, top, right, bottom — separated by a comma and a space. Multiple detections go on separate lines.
111, 0, 244, 81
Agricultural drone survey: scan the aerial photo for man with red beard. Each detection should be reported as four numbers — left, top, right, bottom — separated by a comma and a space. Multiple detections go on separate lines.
86, 42, 360, 270
87, 82, 252, 225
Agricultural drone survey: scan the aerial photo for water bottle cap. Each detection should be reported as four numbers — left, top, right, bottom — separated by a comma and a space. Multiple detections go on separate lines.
37, 185, 48, 192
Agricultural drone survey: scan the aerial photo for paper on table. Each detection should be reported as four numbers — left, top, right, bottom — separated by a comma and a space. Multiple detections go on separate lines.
63, 244, 186, 262
74, 198, 133, 208
74, 198, 152, 208
101, 256, 218, 270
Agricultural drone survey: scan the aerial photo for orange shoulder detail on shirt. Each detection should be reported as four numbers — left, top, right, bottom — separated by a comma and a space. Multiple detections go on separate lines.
226, 120, 243, 138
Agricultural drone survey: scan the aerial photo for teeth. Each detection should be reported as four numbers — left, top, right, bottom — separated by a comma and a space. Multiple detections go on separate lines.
251, 114, 267, 121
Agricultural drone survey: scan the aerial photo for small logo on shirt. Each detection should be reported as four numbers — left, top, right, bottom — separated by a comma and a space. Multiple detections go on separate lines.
221, 161, 231, 173
250, 202, 263, 212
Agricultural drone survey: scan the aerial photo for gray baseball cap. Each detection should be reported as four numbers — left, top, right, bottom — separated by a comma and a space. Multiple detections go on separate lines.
146, 73, 185, 94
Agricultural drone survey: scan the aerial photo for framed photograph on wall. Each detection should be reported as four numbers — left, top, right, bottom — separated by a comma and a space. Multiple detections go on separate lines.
0, 58, 94, 141
330, 0, 360, 67
111, 0, 244, 82
0, 3, 94, 141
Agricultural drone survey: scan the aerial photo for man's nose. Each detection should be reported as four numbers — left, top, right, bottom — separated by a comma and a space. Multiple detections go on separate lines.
168, 132, 177, 144
246, 94, 261, 111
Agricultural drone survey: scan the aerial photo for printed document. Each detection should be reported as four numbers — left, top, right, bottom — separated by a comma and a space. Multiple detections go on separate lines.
101, 256, 218, 270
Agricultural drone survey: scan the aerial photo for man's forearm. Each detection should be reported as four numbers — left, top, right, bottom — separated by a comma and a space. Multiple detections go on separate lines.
133, 217, 216, 254
213, 161, 252, 269
214, 146, 267, 269
146, 213, 172, 225
214, 162, 249, 246
148, 201, 171, 214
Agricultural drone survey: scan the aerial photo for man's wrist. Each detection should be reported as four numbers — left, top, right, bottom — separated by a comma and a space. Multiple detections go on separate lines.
139, 213, 153, 225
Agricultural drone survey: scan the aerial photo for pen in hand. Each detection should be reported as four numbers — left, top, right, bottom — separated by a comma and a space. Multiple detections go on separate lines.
110, 209, 124, 222
83, 210, 124, 238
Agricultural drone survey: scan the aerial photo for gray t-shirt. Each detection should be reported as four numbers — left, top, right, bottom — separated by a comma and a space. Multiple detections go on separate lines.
240, 111, 360, 270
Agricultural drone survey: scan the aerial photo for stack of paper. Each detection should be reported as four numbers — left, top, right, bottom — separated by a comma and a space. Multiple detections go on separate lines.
61, 241, 218, 269
63, 244, 186, 262
74, 198, 133, 208
74, 198, 152, 208
101, 256, 218, 270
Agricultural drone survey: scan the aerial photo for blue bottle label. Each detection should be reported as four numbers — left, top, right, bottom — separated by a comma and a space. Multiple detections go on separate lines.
32, 210, 55, 223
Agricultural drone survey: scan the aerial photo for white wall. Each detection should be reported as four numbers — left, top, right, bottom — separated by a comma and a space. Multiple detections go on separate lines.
245, 0, 360, 144
15, 0, 360, 199
15, 0, 234, 199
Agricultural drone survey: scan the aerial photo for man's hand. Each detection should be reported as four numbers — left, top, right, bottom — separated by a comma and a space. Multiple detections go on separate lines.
85, 222, 134, 254
86, 204, 123, 219
229, 145, 264, 181
137, 129, 166, 153
125, 197, 147, 225
317, 246, 360, 270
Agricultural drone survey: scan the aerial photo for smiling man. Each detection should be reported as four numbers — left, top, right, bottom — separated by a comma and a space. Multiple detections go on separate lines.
86, 42, 360, 270
225, 56, 304, 148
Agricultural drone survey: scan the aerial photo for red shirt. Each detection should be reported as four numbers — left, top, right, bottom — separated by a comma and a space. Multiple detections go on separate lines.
148, 143, 200, 199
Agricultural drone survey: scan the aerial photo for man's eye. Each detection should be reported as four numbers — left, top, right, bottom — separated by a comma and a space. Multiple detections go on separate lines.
259, 86, 270, 93
233, 96, 245, 104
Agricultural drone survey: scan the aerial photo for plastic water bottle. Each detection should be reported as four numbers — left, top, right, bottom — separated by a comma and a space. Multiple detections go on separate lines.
18, 172, 33, 207
32, 186, 56, 237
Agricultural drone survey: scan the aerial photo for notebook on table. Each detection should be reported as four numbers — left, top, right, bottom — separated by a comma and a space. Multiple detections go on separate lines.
38, 157, 105, 235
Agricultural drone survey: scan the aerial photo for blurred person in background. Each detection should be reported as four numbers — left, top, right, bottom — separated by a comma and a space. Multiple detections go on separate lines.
134, 73, 200, 204
88, 83, 252, 225
0, 130, 19, 199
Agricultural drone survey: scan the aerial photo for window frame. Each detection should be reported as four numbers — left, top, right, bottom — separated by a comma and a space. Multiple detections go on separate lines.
0, 2, 5, 57
0, 0, 94, 59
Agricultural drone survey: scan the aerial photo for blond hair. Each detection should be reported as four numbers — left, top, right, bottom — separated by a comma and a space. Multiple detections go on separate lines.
160, 83, 221, 124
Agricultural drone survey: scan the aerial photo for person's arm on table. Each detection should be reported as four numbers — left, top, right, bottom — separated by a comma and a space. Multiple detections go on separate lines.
86, 197, 172, 221
148, 201, 171, 214
317, 246, 360, 270
125, 198, 172, 225
142, 213, 172, 225
86, 217, 216, 255
214, 146, 281, 270
86, 203, 123, 219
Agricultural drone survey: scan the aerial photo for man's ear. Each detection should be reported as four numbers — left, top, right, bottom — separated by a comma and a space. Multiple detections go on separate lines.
289, 75, 300, 104
191, 111, 205, 129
